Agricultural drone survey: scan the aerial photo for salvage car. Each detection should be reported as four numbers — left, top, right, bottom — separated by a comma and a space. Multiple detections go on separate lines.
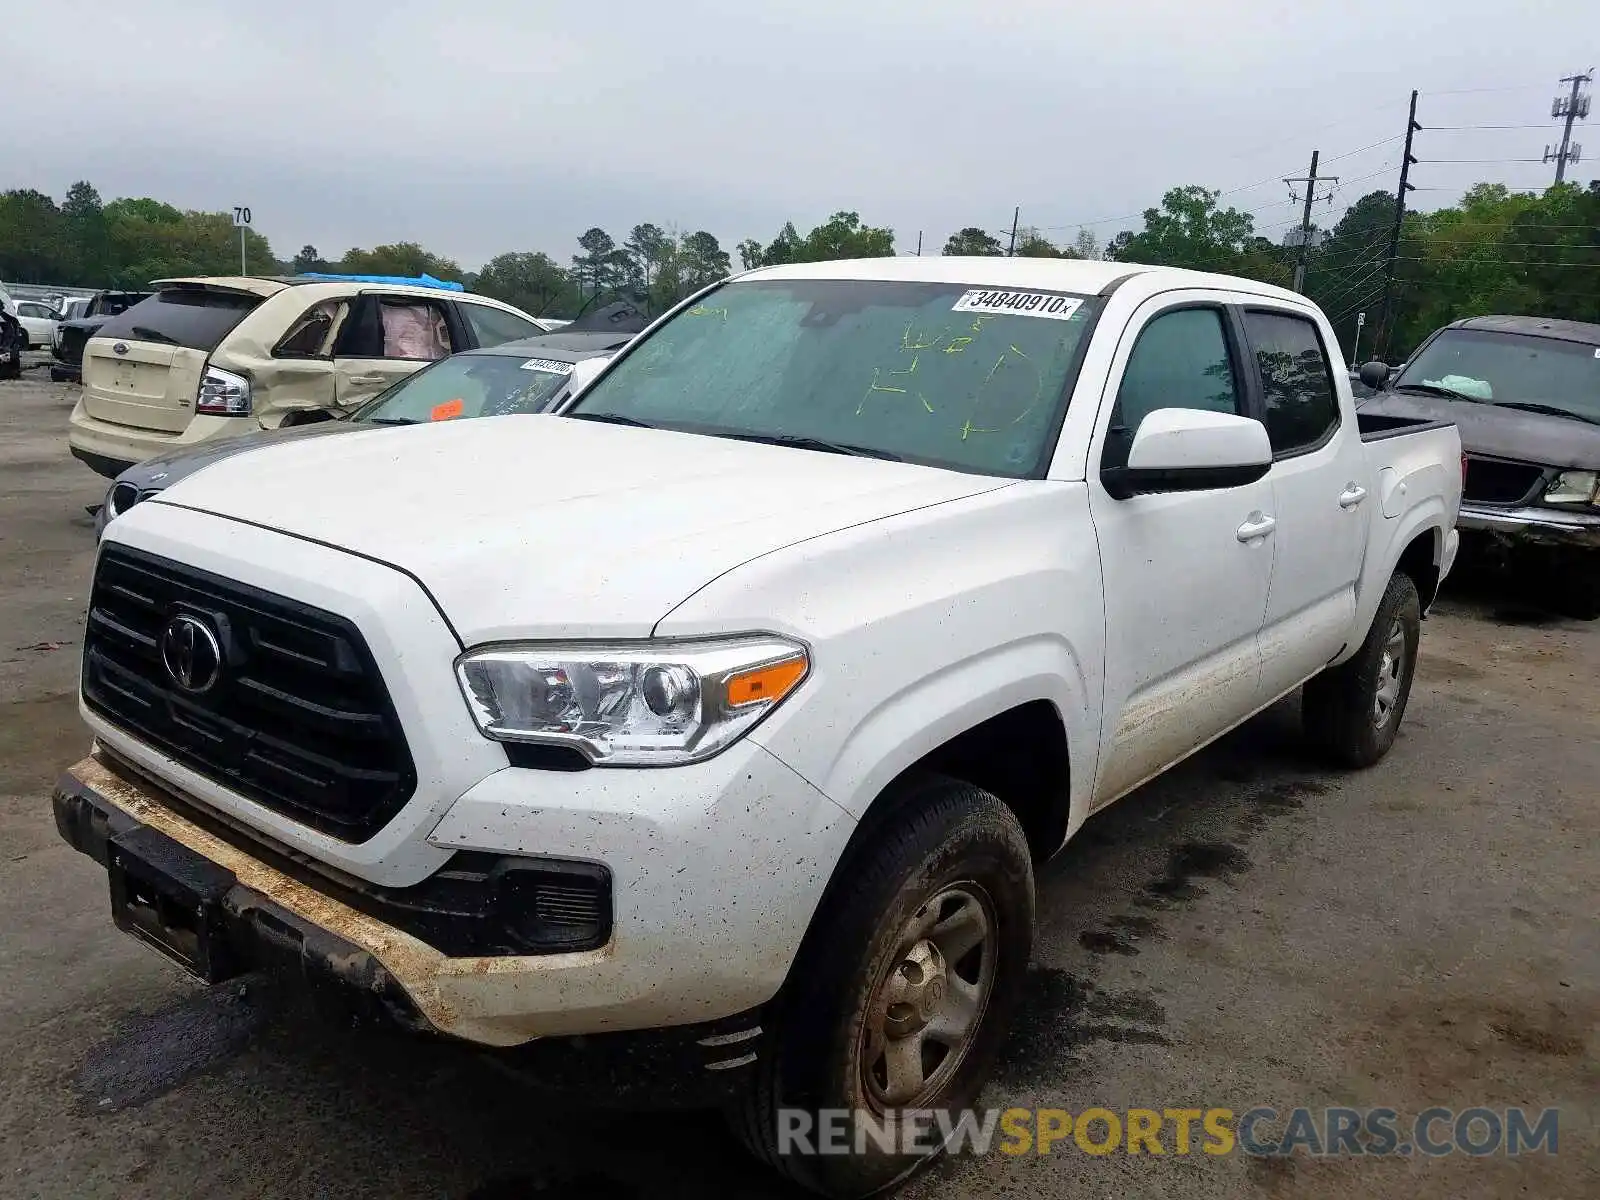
50, 290, 152, 383
13, 299, 62, 347
56, 258, 1461, 1198
0, 303, 23, 379
1356, 314, 1600, 618
66, 274, 550, 478
93, 329, 628, 538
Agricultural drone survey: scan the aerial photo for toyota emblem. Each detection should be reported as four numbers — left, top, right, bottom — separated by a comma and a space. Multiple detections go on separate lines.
112, 342, 129, 355
159, 614, 223, 693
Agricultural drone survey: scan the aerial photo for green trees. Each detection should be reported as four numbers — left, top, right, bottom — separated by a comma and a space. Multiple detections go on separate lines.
942, 227, 1003, 256
4, 178, 1593, 343
743, 212, 895, 268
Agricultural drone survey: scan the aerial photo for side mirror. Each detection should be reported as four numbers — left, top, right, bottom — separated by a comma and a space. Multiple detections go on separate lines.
1103, 408, 1272, 500
559, 356, 609, 406
1357, 360, 1391, 390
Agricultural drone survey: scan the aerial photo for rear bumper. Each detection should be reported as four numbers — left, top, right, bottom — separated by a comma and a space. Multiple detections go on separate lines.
1458, 503, 1600, 549
67, 400, 252, 473
53, 754, 771, 1105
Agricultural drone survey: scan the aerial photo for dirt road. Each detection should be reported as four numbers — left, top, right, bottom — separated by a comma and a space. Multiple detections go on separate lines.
1, 372, 1594, 1198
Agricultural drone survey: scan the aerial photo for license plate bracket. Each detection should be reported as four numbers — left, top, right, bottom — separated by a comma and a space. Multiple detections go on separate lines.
108, 825, 241, 984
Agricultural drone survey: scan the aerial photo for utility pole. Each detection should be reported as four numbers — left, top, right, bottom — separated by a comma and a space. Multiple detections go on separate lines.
1545, 70, 1592, 184
915, 230, 923, 256
1376, 90, 1421, 361
1284, 149, 1338, 294
1007, 207, 1020, 257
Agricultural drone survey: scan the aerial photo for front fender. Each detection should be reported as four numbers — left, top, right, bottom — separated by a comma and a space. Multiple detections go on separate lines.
765, 636, 1097, 836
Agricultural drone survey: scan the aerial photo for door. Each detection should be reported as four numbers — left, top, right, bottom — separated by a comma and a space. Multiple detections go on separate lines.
331, 293, 466, 408
248, 298, 345, 426
1088, 299, 1276, 807
1241, 308, 1368, 698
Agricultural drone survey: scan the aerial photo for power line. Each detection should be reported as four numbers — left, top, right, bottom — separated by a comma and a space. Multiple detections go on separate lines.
1423, 123, 1563, 131
1415, 157, 1551, 164
1423, 83, 1553, 96
1394, 256, 1599, 268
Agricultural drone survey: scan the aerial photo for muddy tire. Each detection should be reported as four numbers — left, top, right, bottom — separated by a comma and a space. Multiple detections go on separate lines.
1303, 571, 1422, 768
730, 775, 1035, 1198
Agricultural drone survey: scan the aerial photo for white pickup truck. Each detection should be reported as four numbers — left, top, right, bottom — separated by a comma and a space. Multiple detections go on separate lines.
57, 258, 1460, 1197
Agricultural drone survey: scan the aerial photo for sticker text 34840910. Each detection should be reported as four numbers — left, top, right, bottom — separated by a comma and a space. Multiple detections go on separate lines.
952, 290, 1083, 321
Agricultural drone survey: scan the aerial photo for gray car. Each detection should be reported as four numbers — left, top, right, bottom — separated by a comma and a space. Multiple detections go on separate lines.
95, 330, 627, 539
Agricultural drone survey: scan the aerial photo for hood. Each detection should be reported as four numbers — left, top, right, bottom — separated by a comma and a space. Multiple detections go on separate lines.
119, 420, 369, 489
147, 415, 1011, 642
1360, 391, 1600, 470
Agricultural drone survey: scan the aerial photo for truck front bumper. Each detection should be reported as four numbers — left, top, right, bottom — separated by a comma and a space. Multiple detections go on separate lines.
1458, 503, 1600, 548
55, 741, 854, 1051
59, 761, 784, 1107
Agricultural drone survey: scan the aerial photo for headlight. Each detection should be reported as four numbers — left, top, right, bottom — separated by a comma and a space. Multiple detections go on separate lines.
1544, 470, 1599, 506
196, 365, 251, 416
103, 481, 140, 520
455, 636, 809, 766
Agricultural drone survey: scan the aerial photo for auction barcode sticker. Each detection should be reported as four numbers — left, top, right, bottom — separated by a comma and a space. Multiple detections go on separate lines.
521, 358, 575, 374
952, 289, 1083, 321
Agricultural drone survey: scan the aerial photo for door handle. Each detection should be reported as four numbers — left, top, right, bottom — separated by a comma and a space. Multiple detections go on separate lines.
346, 373, 386, 385
1236, 513, 1277, 542
1339, 484, 1368, 509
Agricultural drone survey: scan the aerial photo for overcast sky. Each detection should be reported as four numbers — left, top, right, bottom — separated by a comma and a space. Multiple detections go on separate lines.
5, 0, 1593, 269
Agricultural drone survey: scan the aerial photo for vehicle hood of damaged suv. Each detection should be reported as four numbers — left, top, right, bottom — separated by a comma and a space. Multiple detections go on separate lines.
142, 414, 1014, 642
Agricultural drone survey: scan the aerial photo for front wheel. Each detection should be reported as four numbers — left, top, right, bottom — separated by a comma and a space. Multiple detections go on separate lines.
1303, 571, 1422, 768
732, 775, 1035, 1198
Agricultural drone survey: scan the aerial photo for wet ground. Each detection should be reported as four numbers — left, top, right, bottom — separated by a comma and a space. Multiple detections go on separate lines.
1, 369, 1595, 1198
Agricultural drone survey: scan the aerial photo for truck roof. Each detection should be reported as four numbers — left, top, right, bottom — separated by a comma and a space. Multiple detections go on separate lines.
1449, 313, 1600, 345
740, 255, 1309, 304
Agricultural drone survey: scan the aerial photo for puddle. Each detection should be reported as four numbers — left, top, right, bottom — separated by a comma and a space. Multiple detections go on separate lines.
74, 978, 272, 1113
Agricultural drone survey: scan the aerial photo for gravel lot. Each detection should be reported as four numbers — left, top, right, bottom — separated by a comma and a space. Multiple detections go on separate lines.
2, 367, 1595, 1199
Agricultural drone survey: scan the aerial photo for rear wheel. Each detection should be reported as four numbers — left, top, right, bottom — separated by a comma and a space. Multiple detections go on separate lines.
1303, 572, 1421, 768
732, 776, 1034, 1198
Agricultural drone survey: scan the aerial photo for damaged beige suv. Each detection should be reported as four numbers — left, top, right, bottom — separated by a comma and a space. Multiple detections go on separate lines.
67, 275, 550, 478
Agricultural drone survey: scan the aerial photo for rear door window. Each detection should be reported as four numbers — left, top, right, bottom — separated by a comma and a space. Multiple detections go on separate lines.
97, 289, 262, 352
1242, 310, 1341, 455
274, 300, 348, 358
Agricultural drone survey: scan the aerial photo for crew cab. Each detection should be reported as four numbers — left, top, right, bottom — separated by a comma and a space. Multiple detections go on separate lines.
55, 259, 1460, 1198
1356, 314, 1600, 619
66, 275, 550, 478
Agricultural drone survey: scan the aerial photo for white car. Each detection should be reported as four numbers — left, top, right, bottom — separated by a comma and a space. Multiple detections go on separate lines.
13, 299, 62, 347
56, 257, 1462, 1198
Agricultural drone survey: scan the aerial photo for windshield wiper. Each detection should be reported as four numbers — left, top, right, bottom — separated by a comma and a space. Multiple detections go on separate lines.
1487, 401, 1600, 427
365, 417, 416, 426
565, 412, 657, 429
127, 325, 180, 346
1393, 382, 1485, 404
714, 432, 904, 462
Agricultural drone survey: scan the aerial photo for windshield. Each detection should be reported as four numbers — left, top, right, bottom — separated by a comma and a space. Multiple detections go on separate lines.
567, 278, 1101, 477
352, 352, 579, 424
1395, 328, 1600, 421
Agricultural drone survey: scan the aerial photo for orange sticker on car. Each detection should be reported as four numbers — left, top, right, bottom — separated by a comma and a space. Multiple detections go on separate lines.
430, 398, 465, 421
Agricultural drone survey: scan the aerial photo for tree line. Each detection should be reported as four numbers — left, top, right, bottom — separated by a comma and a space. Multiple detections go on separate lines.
2, 178, 1594, 361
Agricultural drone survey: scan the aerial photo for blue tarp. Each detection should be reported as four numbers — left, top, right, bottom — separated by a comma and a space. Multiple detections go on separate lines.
296, 272, 465, 292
